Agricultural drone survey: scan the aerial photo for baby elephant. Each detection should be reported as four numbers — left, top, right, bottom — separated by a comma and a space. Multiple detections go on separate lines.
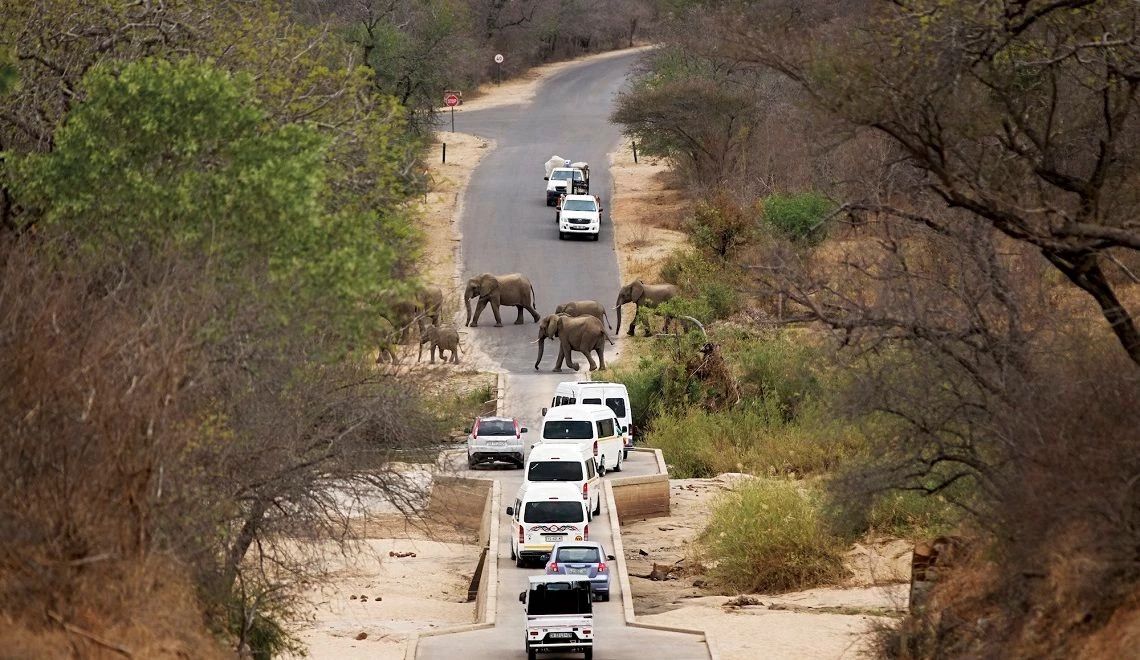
418, 325, 461, 364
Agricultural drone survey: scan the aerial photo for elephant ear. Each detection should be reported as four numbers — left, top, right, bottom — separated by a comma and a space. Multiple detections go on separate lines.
550, 315, 563, 336
479, 274, 499, 296
631, 280, 645, 302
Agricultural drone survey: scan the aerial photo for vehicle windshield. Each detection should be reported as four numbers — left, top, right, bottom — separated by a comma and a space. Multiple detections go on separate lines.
527, 584, 592, 615
476, 419, 514, 435
551, 170, 583, 181
555, 547, 601, 563
543, 421, 593, 440
605, 398, 627, 418
524, 501, 584, 523
529, 461, 583, 482
563, 199, 596, 212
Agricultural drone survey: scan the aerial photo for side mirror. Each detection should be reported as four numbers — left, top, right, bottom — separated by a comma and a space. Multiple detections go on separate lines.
543, 176, 549, 181
621, 426, 628, 434
519, 591, 526, 603
506, 506, 514, 517
599, 207, 604, 212
521, 427, 529, 433
541, 407, 548, 416
607, 555, 616, 561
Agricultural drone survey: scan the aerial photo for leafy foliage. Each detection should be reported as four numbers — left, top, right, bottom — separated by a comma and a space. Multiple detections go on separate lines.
760, 192, 834, 245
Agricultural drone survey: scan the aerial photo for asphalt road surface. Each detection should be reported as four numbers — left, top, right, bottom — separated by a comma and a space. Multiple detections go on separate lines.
418, 52, 710, 659
419, 375, 709, 660
453, 51, 642, 373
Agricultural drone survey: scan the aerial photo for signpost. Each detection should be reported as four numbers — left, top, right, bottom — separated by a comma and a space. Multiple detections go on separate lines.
494, 53, 503, 85
445, 93, 459, 132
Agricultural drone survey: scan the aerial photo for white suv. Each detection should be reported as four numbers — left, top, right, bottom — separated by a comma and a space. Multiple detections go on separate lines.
555, 194, 603, 241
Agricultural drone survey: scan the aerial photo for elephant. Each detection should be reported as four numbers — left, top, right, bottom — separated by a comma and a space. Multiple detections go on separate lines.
615, 280, 679, 337
464, 273, 541, 327
534, 313, 613, 373
381, 284, 443, 342
418, 325, 461, 364
554, 300, 613, 331
375, 316, 401, 364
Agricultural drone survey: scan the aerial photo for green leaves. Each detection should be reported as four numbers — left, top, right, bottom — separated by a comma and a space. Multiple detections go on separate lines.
9, 57, 406, 348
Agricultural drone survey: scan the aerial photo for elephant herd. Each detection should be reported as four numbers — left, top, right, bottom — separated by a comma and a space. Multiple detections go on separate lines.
379, 273, 679, 371
460, 272, 679, 373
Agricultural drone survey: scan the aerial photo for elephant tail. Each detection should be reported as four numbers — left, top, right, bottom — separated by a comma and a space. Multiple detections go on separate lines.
603, 309, 613, 331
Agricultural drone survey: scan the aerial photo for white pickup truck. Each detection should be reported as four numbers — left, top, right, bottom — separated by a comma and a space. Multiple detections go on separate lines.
520, 575, 594, 660
554, 194, 603, 241
544, 157, 590, 206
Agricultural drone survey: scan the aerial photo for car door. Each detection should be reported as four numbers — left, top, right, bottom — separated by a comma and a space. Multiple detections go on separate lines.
585, 457, 600, 511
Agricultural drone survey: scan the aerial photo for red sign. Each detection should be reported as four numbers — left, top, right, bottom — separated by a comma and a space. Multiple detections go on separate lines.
444, 94, 460, 107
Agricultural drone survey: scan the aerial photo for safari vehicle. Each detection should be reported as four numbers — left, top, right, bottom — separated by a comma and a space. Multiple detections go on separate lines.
538, 404, 625, 474
520, 575, 594, 660
550, 381, 634, 459
554, 194, 603, 241
507, 482, 590, 567
544, 157, 590, 205
524, 443, 602, 520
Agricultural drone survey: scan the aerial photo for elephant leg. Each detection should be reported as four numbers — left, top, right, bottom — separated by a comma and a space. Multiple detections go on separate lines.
527, 303, 541, 323
514, 306, 525, 324
563, 338, 580, 371
553, 345, 566, 372
450, 348, 459, 364
490, 300, 504, 327
583, 350, 597, 372
470, 298, 488, 327
595, 345, 606, 371
627, 304, 638, 336
663, 314, 673, 334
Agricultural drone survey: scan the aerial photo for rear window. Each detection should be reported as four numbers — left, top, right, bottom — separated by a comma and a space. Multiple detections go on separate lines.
524, 501, 585, 523
555, 547, 600, 563
527, 584, 591, 615
529, 461, 583, 482
543, 420, 593, 440
596, 418, 615, 438
582, 398, 601, 405
476, 419, 514, 435
605, 398, 627, 418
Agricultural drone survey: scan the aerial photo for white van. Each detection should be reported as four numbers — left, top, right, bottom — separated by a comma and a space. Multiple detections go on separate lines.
524, 444, 601, 520
550, 381, 634, 459
538, 404, 625, 475
507, 482, 589, 567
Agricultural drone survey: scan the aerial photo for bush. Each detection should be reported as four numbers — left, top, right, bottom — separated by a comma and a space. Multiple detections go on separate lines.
688, 193, 759, 259
610, 357, 669, 429
648, 405, 860, 478
701, 479, 847, 593
659, 250, 740, 323
864, 491, 963, 539
735, 333, 824, 422
761, 192, 835, 245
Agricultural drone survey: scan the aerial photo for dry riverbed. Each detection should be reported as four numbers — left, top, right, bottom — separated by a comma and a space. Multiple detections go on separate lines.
621, 475, 912, 660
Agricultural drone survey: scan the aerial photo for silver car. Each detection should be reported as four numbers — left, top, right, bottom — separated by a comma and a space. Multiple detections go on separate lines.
467, 416, 527, 468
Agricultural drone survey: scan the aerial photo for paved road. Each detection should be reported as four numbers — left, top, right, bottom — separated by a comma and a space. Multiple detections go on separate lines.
418, 53, 710, 660
420, 376, 708, 660
452, 51, 642, 373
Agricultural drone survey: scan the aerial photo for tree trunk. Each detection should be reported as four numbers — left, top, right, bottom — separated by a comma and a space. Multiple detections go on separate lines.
224, 500, 269, 589
1045, 250, 1140, 367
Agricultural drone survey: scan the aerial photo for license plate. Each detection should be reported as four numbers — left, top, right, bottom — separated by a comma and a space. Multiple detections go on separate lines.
567, 568, 588, 575
543, 535, 564, 542
548, 632, 573, 639
486, 440, 506, 445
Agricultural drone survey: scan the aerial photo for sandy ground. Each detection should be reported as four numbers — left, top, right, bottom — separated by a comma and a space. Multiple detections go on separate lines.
621, 475, 912, 660
608, 138, 691, 286
291, 532, 479, 660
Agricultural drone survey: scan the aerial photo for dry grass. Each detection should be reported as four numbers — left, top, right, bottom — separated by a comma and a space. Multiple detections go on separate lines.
609, 138, 691, 284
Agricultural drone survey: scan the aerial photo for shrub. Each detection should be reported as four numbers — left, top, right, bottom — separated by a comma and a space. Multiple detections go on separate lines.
610, 357, 669, 429
648, 405, 861, 478
688, 193, 759, 259
761, 192, 835, 245
659, 250, 741, 322
735, 333, 824, 422
701, 479, 847, 593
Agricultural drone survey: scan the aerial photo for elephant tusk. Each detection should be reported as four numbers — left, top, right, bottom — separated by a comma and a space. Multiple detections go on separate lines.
530, 339, 542, 344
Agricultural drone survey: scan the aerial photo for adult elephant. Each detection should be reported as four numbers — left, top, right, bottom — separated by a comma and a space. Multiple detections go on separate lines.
534, 313, 613, 372
418, 286, 444, 327
554, 300, 613, 331
464, 273, 541, 327
615, 280, 679, 337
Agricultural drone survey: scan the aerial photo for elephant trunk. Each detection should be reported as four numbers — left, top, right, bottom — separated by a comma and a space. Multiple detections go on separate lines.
615, 304, 623, 335
464, 292, 473, 326
534, 337, 545, 370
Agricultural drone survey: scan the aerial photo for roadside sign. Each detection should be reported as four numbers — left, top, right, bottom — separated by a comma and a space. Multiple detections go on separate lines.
494, 54, 504, 64
444, 94, 460, 107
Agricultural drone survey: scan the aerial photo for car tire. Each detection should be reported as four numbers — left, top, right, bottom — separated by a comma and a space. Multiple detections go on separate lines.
600, 592, 610, 602
597, 459, 606, 477
593, 496, 601, 517
613, 454, 623, 472
516, 554, 526, 568
510, 541, 516, 560
623, 449, 629, 461
583, 649, 592, 660
528, 650, 537, 660
558, 232, 565, 240
591, 233, 599, 241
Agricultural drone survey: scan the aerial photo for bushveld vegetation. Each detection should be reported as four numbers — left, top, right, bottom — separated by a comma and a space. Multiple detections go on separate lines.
0, 0, 656, 655
613, 1, 1139, 655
